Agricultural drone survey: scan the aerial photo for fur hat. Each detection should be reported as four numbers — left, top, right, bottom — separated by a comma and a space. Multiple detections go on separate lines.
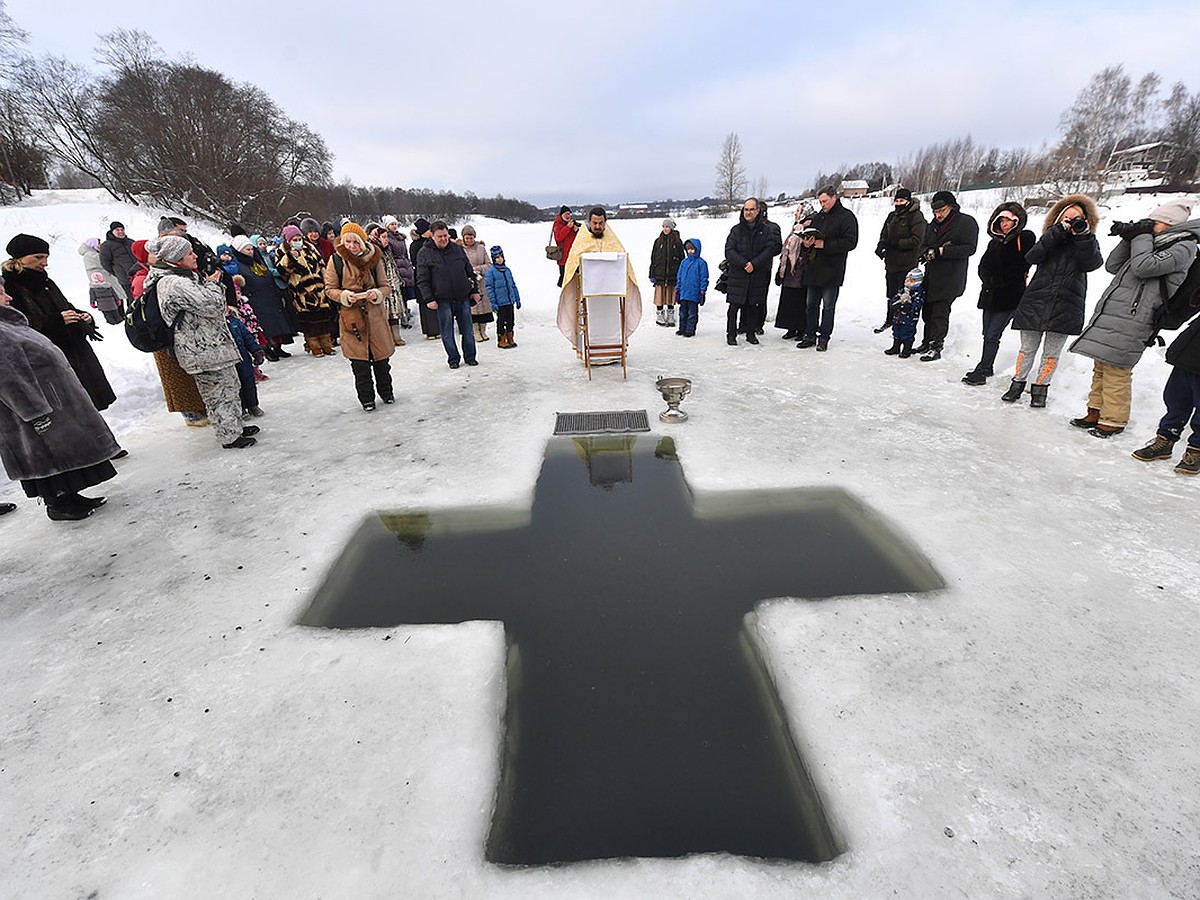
282, 225, 303, 242
147, 235, 192, 264
1149, 200, 1193, 227
930, 191, 956, 211
490, 244, 504, 261
381, 215, 398, 227
231, 235, 254, 253
340, 221, 369, 245
299, 217, 322, 236
6, 233, 50, 258
414, 218, 432, 235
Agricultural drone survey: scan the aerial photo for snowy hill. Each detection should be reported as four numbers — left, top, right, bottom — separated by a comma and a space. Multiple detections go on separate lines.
2, 188, 1199, 898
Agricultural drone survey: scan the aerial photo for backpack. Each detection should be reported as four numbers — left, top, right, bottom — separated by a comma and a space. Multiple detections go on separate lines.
124, 278, 182, 352
1153, 238, 1200, 332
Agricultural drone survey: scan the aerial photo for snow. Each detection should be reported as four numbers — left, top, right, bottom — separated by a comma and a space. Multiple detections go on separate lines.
2, 188, 1199, 899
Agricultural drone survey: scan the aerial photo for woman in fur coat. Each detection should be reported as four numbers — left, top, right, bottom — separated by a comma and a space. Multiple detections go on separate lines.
0, 274, 119, 520
274, 225, 337, 356
461, 225, 494, 342
323, 223, 394, 411
1001, 194, 1102, 407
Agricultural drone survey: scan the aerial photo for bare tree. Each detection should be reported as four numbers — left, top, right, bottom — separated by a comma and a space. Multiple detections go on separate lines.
1163, 81, 1200, 181
753, 175, 770, 203
714, 132, 748, 211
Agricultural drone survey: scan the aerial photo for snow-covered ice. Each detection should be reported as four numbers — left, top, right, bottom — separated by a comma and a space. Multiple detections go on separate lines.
2, 188, 1199, 898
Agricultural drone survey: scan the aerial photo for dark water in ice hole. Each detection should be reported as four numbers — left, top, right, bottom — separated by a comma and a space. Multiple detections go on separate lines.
299, 436, 943, 865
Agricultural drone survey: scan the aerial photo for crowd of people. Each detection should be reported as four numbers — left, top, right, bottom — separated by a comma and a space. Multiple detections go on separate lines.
2, 189, 1199, 523
0, 211, 529, 520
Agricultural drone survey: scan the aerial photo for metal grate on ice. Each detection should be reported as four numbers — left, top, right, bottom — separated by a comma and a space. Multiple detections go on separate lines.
553, 410, 651, 435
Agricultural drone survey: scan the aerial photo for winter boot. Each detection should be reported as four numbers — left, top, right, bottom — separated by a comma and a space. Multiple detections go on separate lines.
816, 337, 829, 351
962, 370, 988, 386
304, 336, 323, 356
1132, 434, 1177, 462
319, 334, 337, 356
656, 307, 668, 326
1088, 424, 1124, 439
1069, 408, 1100, 429
898, 341, 914, 358
884, 340, 903, 356
390, 320, 406, 347
45, 494, 93, 521
666, 306, 676, 327
1029, 383, 1049, 408
1175, 446, 1200, 475
919, 344, 942, 362
1001, 380, 1026, 403
478, 322, 490, 342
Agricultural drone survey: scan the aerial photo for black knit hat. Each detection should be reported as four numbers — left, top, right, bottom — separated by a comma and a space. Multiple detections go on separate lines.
931, 190, 956, 210
6, 233, 50, 258
894, 188, 912, 202
109, 220, 125, 231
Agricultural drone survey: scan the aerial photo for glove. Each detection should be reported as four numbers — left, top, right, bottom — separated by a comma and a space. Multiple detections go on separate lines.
1120, 219, 1156, 240
698, 290, 706, 306
515, 300, 521, 309
874, 243, 887, 259
31, 415, 51, 435
921, 248, 937, 264
674, 289, 681, 303
649, 277, 657, 286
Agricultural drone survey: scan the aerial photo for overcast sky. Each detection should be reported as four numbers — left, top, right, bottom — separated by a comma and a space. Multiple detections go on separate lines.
9, 1, 1200, 207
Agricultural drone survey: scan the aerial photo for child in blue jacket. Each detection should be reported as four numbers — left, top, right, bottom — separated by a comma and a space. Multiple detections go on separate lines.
485, 245, 522, 349
885, 267, 925, 358
673, 238, 708, 337
228, 311, 265, 415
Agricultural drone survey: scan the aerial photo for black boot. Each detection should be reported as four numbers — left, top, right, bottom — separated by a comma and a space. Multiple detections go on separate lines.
962, 370, 988, 386
1001, 380, 1026, 403
898, 341, 913, 358
1029, 383, 1048, 408
919, 344, 942, 362
884, 340, 902, 356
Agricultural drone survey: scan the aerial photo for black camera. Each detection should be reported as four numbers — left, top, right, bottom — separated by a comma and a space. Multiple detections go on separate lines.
1067, 217, 1090, 235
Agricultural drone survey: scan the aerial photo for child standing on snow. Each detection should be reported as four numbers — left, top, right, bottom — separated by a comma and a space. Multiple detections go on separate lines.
884, 267, 925, 358
228, 306, 265, 417
485, 245, 522, 349
673, 238, 708, 337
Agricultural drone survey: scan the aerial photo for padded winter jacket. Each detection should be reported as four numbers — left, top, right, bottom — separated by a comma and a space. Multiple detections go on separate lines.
1011, 227, 1102, 333
805, 200, 859, 287
878, 201, 927, 274
1070, 220, 1200, 369
976, 202, 1034, 312
674, 239, 709, 302
724, 213, 783, 306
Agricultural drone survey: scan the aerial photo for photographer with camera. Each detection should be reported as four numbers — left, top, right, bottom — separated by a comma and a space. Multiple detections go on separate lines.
1000, 194, 1103, 407
1068, 199, 1200, 438
913, 190, 978, 361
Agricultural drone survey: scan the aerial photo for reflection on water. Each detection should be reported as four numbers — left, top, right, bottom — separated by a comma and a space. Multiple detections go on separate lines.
299, 437, 943, 865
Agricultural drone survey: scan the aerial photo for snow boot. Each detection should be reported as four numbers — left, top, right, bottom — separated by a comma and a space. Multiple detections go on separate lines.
884, 340, 902, 356
1001, 380, 1026, 403
304, 336, 323, 356
898, 341, 914, 358
919, 344, 942, 362
816, 337, 829, 351
1175, 446, 1200, 475
1029, 384, 1049, 408
666, 306, 676, 327
319, 334, 337, 356
656, 307, 667, 326
391, 320, 406, 347
962, 370, 988, 386
1088, 424, 1124, 439
1132, 434, 1177, 462
1069, 408, 1100, 428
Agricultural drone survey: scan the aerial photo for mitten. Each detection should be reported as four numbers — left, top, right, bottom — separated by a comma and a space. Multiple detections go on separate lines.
874, 243, 887, 259
698, 290, 706, 306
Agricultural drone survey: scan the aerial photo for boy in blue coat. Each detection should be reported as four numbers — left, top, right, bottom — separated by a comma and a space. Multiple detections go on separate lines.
485, 245, 522, 349
673, 238, 708, 337
884, 267, 925, 358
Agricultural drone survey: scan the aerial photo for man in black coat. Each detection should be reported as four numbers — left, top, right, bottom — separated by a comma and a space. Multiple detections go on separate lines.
99, 222, 137, 300
798, 187, 858, 351
1132, 312, 1200, 473
915, 190, 979, 361
723, 198, 782, 345
874, 189, 926, 331
416, 220, 481, 369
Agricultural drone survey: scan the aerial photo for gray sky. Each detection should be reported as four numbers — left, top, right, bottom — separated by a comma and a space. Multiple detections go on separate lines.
9, 1, 1200, 206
